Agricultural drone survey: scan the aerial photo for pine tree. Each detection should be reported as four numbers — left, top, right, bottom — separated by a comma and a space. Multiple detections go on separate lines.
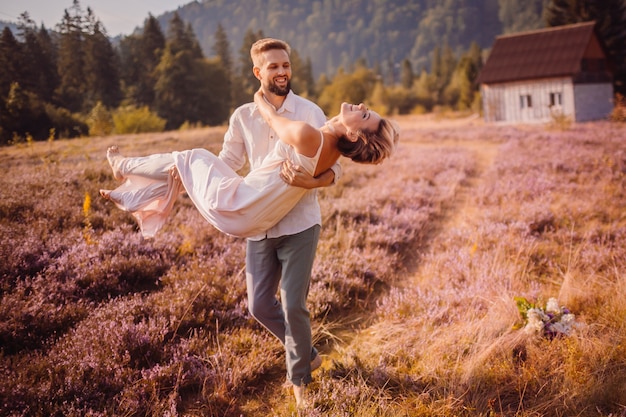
34, 25, 59, 103
167, 13, 203, 59
400, 59, 414, 89
83, 21, 121, 110
212, 23, 233, 110
0, 27, 23, 99
212, 23, 232, 69
119, 15, 165, 107
154, 12, 230, 128
55, 0, 87, 112
232, 28, 263, 107
544, 0, 626, 95
154, 45, 192, 129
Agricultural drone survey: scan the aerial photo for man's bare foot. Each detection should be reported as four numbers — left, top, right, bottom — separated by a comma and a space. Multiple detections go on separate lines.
293, 384, 308, 408
282, 355, 323, 390
106, 146, 125, 181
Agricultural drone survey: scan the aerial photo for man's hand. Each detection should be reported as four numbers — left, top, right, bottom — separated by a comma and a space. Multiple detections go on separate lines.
280, 160, 316, 188
280, 160, 335, 189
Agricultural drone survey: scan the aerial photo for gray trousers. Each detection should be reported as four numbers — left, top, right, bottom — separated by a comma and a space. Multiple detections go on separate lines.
246, 224, 320, 386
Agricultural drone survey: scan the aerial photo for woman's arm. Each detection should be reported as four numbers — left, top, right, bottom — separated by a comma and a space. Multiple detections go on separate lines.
254, 89, 320, 157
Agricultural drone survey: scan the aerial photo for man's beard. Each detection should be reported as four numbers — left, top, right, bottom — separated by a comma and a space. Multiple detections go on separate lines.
268, 79, 291, 96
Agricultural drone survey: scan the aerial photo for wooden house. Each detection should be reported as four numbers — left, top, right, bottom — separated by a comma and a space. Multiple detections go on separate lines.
477, 22, 613, 124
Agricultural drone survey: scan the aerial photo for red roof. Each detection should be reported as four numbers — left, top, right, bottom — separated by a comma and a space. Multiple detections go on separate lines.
477, 22, 599, 84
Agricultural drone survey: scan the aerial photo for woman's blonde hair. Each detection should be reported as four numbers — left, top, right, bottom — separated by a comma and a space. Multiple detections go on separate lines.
337, 118, 399, 164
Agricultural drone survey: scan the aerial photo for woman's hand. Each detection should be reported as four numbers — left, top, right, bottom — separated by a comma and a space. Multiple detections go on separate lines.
254, 88, 275, 123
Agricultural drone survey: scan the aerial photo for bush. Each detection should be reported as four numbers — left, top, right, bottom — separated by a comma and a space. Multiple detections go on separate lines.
610, 93, 626, 122
113, 106, 167, 134
44, 103, 89, 139
87, 101, 114, 136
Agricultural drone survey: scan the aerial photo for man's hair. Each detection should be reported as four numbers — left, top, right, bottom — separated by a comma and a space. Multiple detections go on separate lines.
250, 38, 291, 67
336, 119, 400, 165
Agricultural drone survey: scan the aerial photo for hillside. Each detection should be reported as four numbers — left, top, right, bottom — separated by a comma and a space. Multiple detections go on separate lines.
2, 117, 626, 415
157, 0, 544, 78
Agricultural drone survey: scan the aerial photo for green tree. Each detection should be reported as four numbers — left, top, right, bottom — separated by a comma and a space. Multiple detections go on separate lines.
212, 22, 232, 69
431, 44, 457, 103
400, 58, 414, 89
55, 0, 87, 112
212, 23, 233, 110
119, 14, 165, 107
369, 80, 390, 115
154, 46, 229, 128
290, 49, 316, 99
544, 0, 626, 95
445, 42, 483, 110
2, 82, 51, 143
87, 101, 114, 136
154, 13, 230, 129
33, 25, 59, 103
232, 28, 264, 107
83, 21, 121, 110
317, 66, 377, 115
167, 12, 203, 59
0, 27, 24, 99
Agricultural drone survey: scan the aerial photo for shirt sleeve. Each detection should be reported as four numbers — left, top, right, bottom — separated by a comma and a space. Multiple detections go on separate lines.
218, 110, 247, 172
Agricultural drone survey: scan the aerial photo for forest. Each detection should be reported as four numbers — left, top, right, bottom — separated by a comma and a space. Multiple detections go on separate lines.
0, 0, 625, 145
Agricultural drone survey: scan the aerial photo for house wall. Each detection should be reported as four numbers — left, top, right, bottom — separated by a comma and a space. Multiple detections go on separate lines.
573, 83, 614, 122
482, 78, 576, 123
482, 78, 614, 123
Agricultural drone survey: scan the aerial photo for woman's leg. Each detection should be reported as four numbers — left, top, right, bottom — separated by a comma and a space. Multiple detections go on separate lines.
107, 146, 174, 181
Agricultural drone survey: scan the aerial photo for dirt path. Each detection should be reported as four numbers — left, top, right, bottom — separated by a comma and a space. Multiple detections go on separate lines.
325, 115, 502, 354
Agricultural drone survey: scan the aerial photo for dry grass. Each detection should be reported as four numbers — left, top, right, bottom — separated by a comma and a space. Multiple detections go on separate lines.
1, 116, 626, 416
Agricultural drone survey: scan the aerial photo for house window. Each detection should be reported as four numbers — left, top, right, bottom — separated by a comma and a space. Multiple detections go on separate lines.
549, 92, 562, 107
520, 94, 532, 109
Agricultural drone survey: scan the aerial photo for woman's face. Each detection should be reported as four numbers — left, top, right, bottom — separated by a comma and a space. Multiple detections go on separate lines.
340, 103, 381, 136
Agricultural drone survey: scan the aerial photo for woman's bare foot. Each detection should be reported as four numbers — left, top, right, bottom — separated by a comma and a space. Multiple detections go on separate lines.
106, 146, 125, 181
99, 189, 112, 200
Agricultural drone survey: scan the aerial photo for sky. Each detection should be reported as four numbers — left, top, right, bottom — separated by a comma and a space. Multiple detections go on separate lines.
0, 0, 187, 36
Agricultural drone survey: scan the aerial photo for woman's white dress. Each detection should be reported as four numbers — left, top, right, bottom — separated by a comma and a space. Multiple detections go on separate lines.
106, 135, 323, 238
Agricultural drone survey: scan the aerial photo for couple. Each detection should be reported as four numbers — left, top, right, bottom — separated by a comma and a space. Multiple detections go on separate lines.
101, 38, 398, 407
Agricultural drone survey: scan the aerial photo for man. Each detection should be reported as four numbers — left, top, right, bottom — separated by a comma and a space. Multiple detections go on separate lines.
218, 38, 341, 406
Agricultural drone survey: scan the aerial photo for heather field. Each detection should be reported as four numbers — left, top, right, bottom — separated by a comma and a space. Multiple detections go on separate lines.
1, 116, 625, 416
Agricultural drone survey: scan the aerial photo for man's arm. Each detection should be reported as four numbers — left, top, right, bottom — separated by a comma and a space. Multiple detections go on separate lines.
280, 159, 336, 189
218, 111, 247, 172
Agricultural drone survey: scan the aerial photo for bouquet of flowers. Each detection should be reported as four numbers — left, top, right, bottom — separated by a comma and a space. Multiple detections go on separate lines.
514, 296, 576, 338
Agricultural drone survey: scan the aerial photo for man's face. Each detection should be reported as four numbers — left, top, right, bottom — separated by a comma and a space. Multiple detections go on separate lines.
254, 49, 292, 96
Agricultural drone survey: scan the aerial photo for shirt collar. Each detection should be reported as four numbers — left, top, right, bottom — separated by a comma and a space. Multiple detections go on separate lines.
276, 90, 296, 114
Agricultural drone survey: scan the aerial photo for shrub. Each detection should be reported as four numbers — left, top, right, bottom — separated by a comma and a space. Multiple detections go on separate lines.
610, 93, 626, 122
113, 105, 167, 134
87, 101, 114, 136
44, 103, 88, 139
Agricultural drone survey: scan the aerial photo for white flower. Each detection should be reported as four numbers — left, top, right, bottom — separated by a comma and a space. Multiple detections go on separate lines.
524, 308, 546, 333
545, 297, 560, 314
527, 307, 549, 322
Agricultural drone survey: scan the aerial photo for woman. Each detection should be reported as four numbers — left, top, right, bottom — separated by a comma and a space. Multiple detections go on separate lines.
101, 90, 399, 238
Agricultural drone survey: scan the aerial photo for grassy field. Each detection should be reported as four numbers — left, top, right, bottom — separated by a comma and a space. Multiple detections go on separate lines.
1, 115, 625, 416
